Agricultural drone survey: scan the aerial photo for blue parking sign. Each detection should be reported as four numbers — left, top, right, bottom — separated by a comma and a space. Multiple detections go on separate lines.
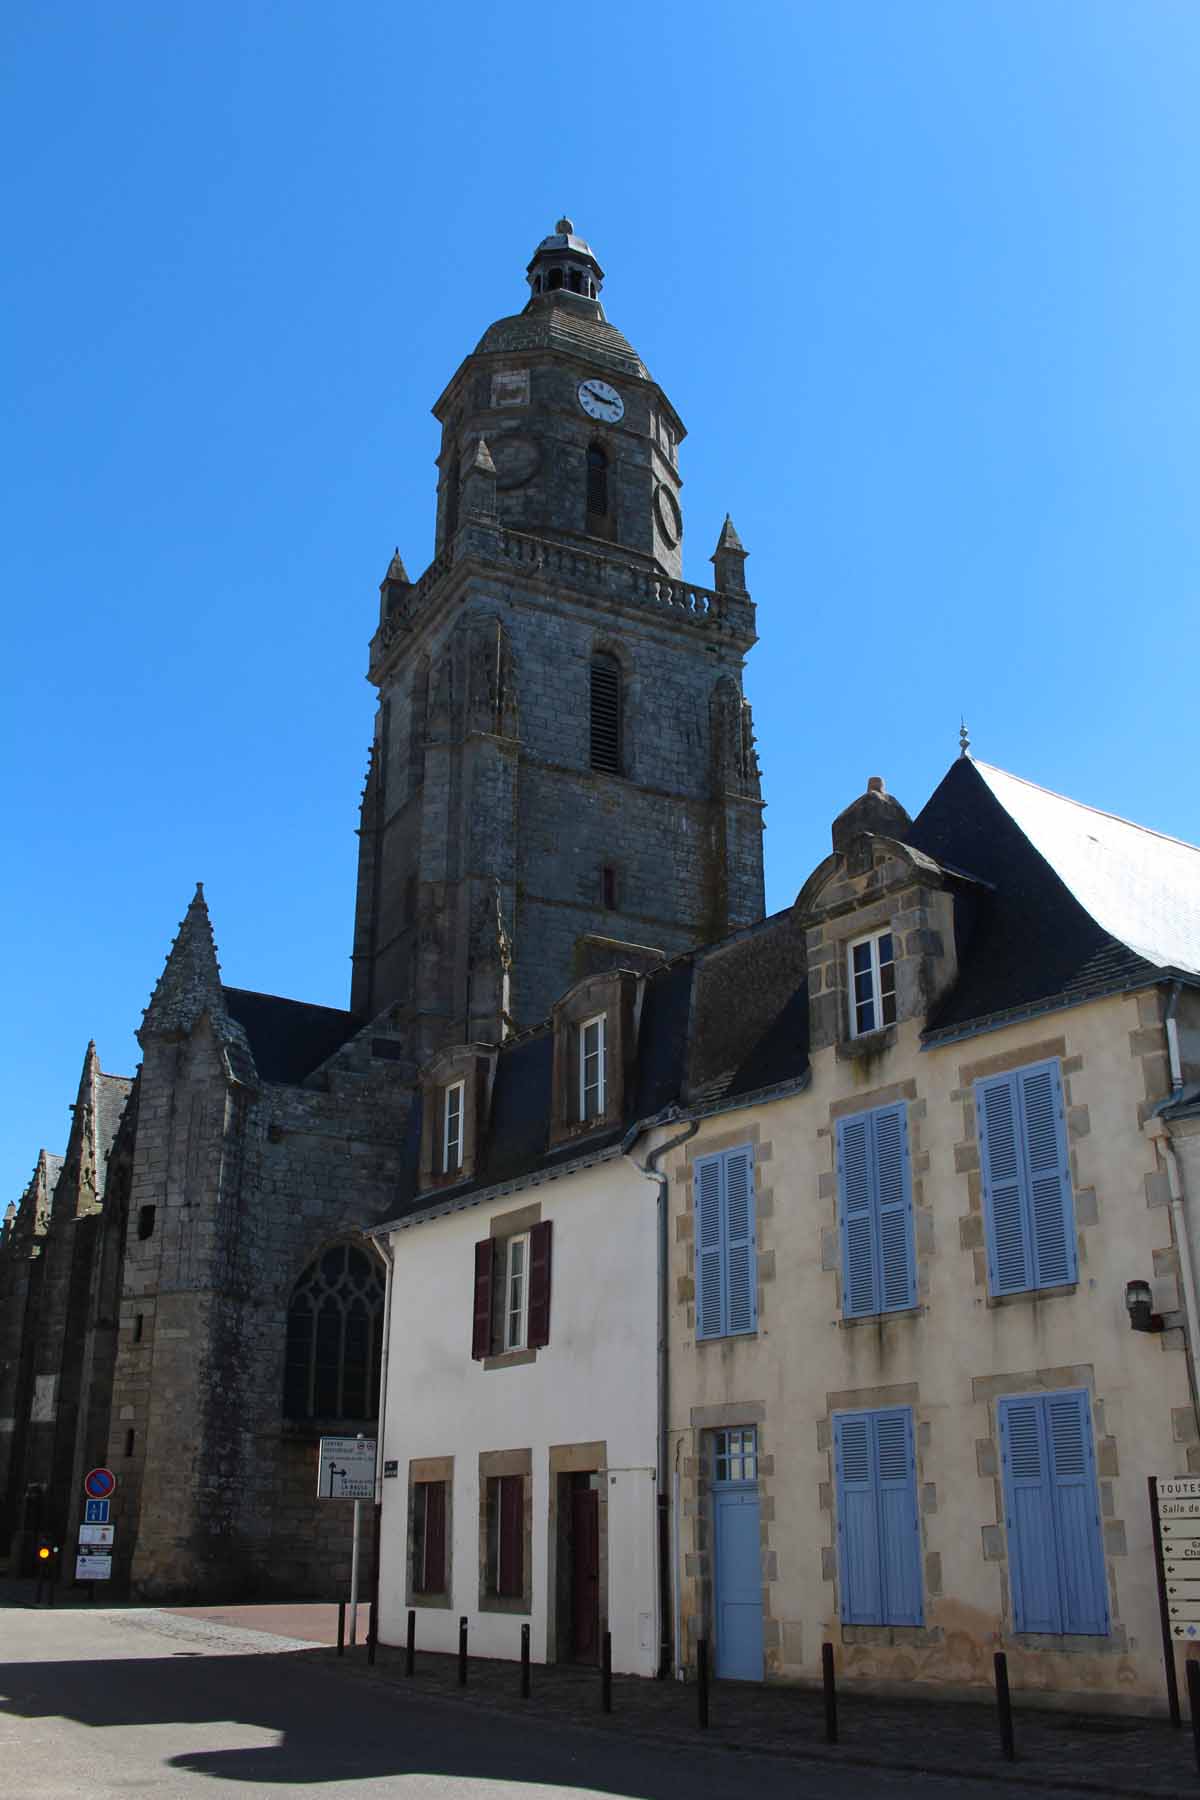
85, 1499, 110, 1524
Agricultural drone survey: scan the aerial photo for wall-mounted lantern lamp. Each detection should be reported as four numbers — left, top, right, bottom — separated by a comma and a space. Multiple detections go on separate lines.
1125, 1278, 1165, 1334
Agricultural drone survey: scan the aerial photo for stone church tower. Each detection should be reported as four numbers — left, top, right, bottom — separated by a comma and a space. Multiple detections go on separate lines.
1, 222, 767, 1601
351, 220, 765, 1052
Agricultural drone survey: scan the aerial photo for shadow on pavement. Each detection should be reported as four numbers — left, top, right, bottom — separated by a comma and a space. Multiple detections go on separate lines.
0, 1647, 819, 1796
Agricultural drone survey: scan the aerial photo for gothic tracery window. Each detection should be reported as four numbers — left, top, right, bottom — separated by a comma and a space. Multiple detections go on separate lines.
283, 1242, 384, 1422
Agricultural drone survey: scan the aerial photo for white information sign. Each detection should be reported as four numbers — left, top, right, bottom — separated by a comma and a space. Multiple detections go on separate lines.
76, 1552, 112, 1580
1157, 1478, 1200, 1501
1160, 1520, 1200, 1540
317, 1436, 376, 1500
78, 1523, 114, 1547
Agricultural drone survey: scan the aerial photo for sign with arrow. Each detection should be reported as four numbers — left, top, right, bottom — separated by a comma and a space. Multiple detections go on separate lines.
1151, 1473, 1200, 1727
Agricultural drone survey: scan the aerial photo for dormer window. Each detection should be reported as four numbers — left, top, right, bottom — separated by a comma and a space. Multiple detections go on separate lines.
580, 1014, 607, 1120
419, 1045, 496, 1190
442, 1080, 464, 1174
849, 930, 897, 1037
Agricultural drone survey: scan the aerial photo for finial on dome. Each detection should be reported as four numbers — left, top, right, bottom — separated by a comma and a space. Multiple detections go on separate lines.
526, 219, 604, 301
959, 718, 971, 758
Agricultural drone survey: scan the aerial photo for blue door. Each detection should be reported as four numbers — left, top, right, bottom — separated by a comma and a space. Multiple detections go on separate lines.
712, 1426, 762, 1681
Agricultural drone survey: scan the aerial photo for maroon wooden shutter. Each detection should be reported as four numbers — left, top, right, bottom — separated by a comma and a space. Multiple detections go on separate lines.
471, 1238, 494, 1359
424, 1480, 446, 1594
527, 1220, 553, 1348
499, 1474, 524, 1597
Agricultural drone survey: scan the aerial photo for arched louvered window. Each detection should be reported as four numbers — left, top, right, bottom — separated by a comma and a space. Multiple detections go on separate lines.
283, 1242, 384, 1422
586, 443, 609, 519
590, 655, 621, 775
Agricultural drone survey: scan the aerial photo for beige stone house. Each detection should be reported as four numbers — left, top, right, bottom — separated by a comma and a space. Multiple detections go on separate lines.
661, 753, 1200, 1708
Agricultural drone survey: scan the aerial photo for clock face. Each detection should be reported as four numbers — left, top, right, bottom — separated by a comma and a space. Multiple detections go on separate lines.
578, 378, 624, 423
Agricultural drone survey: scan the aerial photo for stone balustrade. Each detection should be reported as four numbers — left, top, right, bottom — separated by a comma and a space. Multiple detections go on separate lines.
374, 527, 752, 668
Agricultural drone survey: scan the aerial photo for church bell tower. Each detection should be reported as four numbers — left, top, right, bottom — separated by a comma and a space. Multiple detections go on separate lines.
351, 221, 765, 1058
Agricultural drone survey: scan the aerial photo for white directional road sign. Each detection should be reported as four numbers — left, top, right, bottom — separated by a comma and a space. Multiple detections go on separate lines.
76, 1552, 112, 1580
317, 1436, 376, 1500
78, 1523, 114, 1547
1159, 1478, 1200, 1500
1159, 1520, 1200, 1540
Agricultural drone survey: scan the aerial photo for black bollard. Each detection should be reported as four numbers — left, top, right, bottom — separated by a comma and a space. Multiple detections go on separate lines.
994, 1650, 1016, 1762
822, 1641, 838, 1744
458, 1615, 468, 1686
601, 1631, 612, 1714
367, 1597, 377, 1666
1187, 1658, 1200, 1777
336, 1601, 346, 1657
520, 1623, 530, 1698
696, 1636, 710, 1729
406, 1608, 416, 1677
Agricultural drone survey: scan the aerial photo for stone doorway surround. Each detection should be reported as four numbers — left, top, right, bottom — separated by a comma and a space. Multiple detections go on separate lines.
547, 1440, 607, 1664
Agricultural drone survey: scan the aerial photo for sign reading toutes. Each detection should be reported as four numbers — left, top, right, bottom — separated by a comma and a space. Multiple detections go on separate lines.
1150, 1474, 1200, 1727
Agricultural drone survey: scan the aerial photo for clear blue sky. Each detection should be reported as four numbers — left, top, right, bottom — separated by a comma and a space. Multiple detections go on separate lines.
3, 2, 1198, 1199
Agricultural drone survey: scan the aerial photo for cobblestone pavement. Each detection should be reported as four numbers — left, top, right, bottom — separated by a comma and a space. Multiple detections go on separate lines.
322, 1638, 1200, 1798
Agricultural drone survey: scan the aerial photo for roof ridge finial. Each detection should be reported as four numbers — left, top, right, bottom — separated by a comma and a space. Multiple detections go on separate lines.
959, 717, 971, 758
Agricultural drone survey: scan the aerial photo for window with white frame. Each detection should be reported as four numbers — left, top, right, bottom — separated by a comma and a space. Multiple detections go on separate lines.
848, 931, 897, 1038
502, 1232, 530, 1350
580, 1014, 606, 1120
442, 1080, 464, 1173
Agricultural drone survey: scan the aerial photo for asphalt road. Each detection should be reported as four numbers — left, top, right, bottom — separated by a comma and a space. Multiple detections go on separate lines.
0, 1605, 1075, 1798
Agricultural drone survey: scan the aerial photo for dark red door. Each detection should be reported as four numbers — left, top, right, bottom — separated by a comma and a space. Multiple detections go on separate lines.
571, 1485, 600, 1662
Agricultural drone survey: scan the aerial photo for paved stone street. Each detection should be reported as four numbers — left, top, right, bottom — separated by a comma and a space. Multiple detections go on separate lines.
0, 1597, 1132, 1800
0, 1595, 1197, 1797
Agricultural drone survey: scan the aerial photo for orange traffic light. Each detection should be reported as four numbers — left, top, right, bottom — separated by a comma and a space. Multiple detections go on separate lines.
37, 1545, 52, 1560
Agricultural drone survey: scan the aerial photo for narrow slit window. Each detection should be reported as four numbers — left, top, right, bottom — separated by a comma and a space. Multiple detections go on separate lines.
580, 1013, 607, 1121
443, 1079, 464, 1174
590, 656, 621, 774
586, 442, 608, 517
601, 865, 617, 911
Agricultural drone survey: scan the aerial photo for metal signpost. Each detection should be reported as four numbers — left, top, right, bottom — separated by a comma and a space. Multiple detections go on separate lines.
79, 1468, 117, 1594
1148, 1474, 1200, 1727
318, 1435, 376, 1647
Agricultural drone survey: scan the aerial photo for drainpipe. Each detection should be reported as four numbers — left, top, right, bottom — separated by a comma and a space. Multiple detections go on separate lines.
1156, 982, 1200, 1421
367, 1231, 396, 1640
627, 1111, 699, 1680
1166, 982, 1184, 1096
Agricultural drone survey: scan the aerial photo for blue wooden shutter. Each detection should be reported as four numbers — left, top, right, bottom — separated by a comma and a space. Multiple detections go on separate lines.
978, 1073, 1034, 1294
875, 1407, 923, 1626
724, 1147, 757, 1335
695, 1155, 724, 1339
1045, 1391, 1108, 1635
837, 1114, 877, 1317
873, 1104, 915, 1312
1019, 1062, 1076, 1289
998, 1395, 1061, 1632
834, 1412, 882, 1624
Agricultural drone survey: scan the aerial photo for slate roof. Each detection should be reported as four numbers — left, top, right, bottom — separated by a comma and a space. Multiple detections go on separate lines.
973, 762, 1200, 977
475, 302, 650, 382
380, 920, 810, 1229
95, 1074, 134, 1199
907, 756, 1198, 1040
223, 988, 358, 1086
